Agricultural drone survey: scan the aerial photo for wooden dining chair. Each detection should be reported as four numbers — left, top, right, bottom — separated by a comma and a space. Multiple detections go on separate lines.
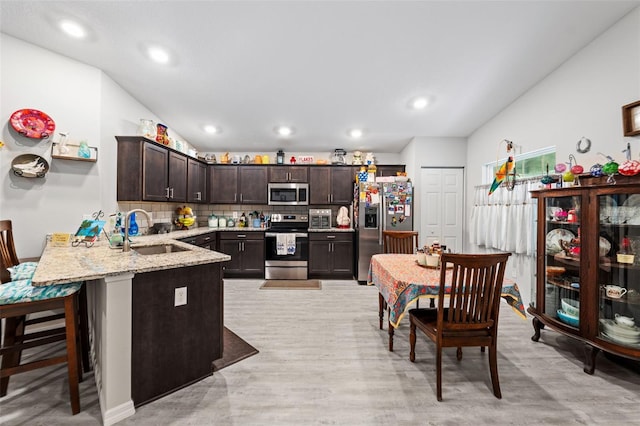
409, 252, 511, 401
378, 230, 421, 351
0, 219, 84, 415
382, 230, 419, 254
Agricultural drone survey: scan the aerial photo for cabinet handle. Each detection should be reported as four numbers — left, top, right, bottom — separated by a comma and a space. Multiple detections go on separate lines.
237, 234, 247, 238
327, 194, 331, 203
203, 237, 211, 242
196, 191, 201, 200
327, 235, 336, 239
234, 193, 237, 202
240, 193, 243, 202
169, 187, 174, 199
241, 241, 245, 251
165, 187, 170, 198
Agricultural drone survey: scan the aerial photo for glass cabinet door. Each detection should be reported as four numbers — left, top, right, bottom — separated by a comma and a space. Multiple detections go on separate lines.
597, 193, 640, 348
544, 195, 581, 328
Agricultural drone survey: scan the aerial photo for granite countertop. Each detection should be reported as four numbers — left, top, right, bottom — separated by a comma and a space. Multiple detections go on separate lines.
32, 231, 231, 287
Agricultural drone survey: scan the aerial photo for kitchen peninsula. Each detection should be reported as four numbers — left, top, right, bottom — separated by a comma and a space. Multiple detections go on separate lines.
31, 230, 230, 426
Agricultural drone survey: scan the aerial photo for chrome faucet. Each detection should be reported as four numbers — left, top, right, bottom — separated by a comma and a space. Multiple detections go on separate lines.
122, 209, 153, 252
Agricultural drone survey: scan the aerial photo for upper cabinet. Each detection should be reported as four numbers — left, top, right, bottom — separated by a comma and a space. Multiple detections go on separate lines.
376, 164, 406, 177
116, 136, 188, 202
309, 166, 355, 205
209, 165, 268, 204
187, 158, 207, 203
268, 165, 309, 183
529, 175, 640, 374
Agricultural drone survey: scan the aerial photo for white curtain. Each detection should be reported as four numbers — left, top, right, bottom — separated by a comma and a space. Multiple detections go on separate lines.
469, 180, 538, 256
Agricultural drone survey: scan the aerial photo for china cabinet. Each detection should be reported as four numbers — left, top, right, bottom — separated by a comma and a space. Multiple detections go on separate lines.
529, 175, 640, 374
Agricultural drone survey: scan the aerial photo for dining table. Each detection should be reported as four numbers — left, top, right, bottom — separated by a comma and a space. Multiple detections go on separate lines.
368, 253, 526, 351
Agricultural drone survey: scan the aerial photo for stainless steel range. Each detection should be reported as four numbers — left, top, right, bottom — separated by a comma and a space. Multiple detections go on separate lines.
265, 213, 309, 280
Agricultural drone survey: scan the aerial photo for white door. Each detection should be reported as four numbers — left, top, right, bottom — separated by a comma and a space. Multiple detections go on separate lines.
420, 168, 464, 252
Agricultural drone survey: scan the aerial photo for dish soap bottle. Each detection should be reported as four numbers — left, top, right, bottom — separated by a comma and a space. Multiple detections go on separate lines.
128, 212, 139, 236
239, 212, 247, 227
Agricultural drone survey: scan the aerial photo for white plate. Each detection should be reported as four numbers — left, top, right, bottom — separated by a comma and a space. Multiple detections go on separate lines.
546, 228, 575, 255
599, 319, 640, 338
623, 194, 640, 208
601, 331, 640, 346
599, 236, 611, 257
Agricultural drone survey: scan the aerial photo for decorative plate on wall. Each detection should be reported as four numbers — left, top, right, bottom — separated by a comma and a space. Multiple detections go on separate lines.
9, 109, 56, 139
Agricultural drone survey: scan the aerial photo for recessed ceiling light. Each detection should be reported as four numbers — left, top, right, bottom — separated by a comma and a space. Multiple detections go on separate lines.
275, 126, 294, 137
411, 97, 429, 110
59, 19, 86, 39
147, 46, 170, 64
204, 125, 220, 134
348, 129, 363, 139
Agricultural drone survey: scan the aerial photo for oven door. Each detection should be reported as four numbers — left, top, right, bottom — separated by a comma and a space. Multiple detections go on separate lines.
264, 232, 309, 279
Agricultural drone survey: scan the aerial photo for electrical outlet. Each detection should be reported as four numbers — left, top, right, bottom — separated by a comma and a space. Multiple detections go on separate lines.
232, 211, 238, 219
174, 287, 187, 307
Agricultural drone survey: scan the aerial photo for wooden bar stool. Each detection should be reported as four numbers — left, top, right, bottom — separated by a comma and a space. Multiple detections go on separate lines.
0, 219, 84, 415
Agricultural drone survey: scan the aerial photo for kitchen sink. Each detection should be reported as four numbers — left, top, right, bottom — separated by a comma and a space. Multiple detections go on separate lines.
133, 244, 191, 255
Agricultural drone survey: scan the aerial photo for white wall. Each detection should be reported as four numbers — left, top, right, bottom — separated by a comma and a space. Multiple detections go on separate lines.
401, 136, 467, 241
0, 34, 176, 258
465, 8, 640, 307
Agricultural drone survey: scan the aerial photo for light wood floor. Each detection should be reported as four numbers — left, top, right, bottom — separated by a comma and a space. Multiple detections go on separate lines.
2, 279, 639, 425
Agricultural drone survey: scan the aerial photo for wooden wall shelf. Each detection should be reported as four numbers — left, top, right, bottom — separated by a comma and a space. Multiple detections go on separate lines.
51, 143, 98, 162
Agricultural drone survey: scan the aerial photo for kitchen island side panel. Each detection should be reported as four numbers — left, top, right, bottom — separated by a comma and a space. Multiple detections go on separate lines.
131, 262, 223, 407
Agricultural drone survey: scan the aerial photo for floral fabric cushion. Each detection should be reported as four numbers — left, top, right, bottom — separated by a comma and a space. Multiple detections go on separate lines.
8, 261, 39, 281
0, 278, 82, 305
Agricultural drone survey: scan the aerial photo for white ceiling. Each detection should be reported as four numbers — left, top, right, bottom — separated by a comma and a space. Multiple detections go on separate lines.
2, 1, 639, 154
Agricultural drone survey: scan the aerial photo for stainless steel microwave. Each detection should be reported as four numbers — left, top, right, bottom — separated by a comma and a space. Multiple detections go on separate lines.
268, 183, 309, 206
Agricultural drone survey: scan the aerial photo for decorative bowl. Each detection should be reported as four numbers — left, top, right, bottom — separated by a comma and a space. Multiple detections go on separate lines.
557, 309, 579, 327
561, 298, 580, 317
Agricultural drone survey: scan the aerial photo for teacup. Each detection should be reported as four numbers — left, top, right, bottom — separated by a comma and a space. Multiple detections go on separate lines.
614, 314, 635, 327
603, 285, 627, 298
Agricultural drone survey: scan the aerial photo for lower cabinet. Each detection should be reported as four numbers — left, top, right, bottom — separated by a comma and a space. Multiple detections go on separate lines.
131, 263, 223, 407
217, 231, 265, 278
308, 232, 354, 279
178, 231, 216, 250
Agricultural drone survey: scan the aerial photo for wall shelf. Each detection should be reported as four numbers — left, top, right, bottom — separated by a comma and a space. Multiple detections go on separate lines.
51, 142, 98, 162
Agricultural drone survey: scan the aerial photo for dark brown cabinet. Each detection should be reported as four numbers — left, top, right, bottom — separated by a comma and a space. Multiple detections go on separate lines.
268, 166, 309, 183
187, 158, 207, 203
529, 175, 640, 374
116, 136, 188, 202
217, 231, 265, 278
178, 231, 216, 250
309, 166, 354, 205
209, 165, 268, 204
308, 232, 354, 279
131, 262, 224, 407
376, 165, 406, 177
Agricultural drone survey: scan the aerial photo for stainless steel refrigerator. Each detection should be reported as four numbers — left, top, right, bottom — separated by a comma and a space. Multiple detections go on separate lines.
356, 179, 414, 281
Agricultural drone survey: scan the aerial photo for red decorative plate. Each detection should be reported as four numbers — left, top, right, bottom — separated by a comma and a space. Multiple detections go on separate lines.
9, 109, 56, 139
